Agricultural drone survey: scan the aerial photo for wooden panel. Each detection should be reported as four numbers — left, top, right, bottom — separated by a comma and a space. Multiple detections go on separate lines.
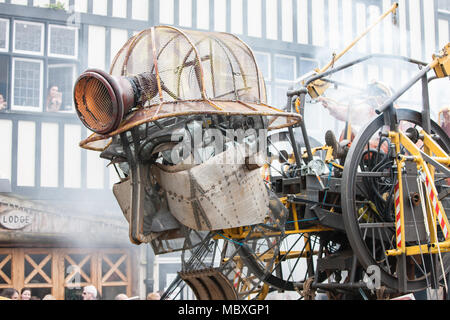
12, 248, 24, 291
23, 248, 54, 295
0, 249, 12, 288
0, 247, 134, 300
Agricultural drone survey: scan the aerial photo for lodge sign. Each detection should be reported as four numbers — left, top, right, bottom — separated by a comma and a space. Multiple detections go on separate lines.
0, 210, 33, 230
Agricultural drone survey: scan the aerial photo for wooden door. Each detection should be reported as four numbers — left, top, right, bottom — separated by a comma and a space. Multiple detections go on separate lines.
0, 247, 134, 300
0, 249, 13, 291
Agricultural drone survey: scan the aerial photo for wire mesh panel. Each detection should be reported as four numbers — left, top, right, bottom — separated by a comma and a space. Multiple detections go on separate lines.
81, 26, 300, 150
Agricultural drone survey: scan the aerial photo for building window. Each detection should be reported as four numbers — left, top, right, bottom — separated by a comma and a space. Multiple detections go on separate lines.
48, 25, 78, 59
275, 85, 289, 110
0, 56, 9, 112
0, 18, 9, 52
13, 20, 44, 55
132, 0, 148, 21
274, 54, 296, 82
112, 0, 127, 18
12, 58, 43, 111
160, 0, 174, 25
299, 57, 319, 77
254, 51, 271, 81
47, 64, 75, 112
196, 0, 210, 30
247, 0, 262, 38
92, 0, 108, 15
438, 0, 450, 12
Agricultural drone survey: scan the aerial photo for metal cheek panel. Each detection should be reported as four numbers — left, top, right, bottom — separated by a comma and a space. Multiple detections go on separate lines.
152, 145, 269, 231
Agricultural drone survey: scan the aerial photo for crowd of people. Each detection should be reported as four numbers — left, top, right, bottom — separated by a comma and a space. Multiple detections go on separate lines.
0, 288, 55, 300
0, 285, 161, 301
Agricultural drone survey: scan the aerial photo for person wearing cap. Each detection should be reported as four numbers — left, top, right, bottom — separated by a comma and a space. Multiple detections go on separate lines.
82, 285, 98, 300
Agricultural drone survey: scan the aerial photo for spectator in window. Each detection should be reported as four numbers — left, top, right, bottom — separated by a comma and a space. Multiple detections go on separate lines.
0, 94, 6, 110
20, 288, 32, 300
46, 85, 62, 112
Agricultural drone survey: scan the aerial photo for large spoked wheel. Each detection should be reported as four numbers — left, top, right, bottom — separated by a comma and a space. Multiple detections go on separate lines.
342, 108, 450, 292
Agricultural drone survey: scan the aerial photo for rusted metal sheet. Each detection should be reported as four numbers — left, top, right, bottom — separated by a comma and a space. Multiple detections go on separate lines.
112, 177, 131, 224
179, 268, 238, 300
152, 145, 269, 231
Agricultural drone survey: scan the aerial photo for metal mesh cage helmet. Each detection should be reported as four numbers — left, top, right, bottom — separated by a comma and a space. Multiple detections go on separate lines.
79, 26, 301, 151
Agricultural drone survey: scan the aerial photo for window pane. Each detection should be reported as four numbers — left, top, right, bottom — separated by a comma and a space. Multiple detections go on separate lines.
231, 0, 243, 35
179, 0, 192, 27
328, 0, 339, 50
92, 0, 107, 15
274, 55, 295, 81
11, 0, 27, 5
88, 25, 105, 69
64, 124, 81, 188
299, 57, 318, 77
356, 3, 366, 52
311, 0, 325, 46
281, 0, 293, 42
74, 0, 87, 13
17, 121, 36, 187
0, 120, 12, 181
0, 56, 8, 111
132, 0, 148, 21
423, 0, 435, 57
438, 19, 449, 50
438, 0, 450, 11
297, 0, 308, 44
47, 64, 75, 112
160, 0, 174, 24
13, 58, 42, 110
0, 19, 9, 51
254, 52, 270, 80
382, 0, 393, 54
40, 122, 59, 187
266, 0, 277, 40
409, 0, 422, 60
275, 86, 288, 109
342, 0, 353, 46
197, 0, 209, 30
87, 149, 105, 189
49, 25, 78, 57
33, 0, 49, 7
110, 28, 128, 62
214, 0, 226, 31
14, 21, 44, 54
112, 0, 127, 18
368, 5, 381, 53
247, 0, 261, 37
